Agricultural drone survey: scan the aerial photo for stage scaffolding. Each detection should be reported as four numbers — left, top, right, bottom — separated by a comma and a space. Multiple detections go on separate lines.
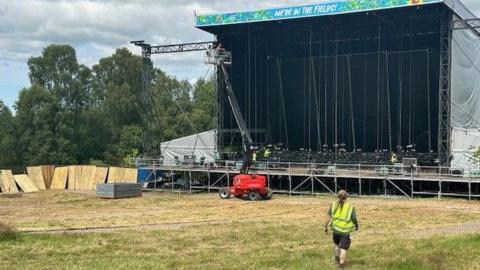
134, 158, 480, 200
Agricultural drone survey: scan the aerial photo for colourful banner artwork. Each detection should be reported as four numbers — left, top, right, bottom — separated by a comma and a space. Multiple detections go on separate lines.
195, 0, 442, 27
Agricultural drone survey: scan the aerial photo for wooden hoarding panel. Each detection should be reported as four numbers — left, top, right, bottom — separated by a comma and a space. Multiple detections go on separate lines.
27, 166, 46, 190
41, 165, 55, 189
50, 167, 69, 190
0, 170, 19, 193
13, 174, 39, 193
92, 167, 108, 190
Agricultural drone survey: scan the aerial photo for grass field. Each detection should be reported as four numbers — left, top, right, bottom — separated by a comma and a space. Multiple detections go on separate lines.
1, 191, 480, 270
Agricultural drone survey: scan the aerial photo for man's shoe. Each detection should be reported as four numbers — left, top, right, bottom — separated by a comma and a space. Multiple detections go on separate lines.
339, 263, 345, 269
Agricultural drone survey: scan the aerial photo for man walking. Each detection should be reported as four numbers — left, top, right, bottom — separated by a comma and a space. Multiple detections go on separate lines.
325, 190, 359, 269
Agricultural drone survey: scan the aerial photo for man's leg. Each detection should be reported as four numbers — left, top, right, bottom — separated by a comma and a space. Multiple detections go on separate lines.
333, 233, 341, 264
338, 234, 351, 268
334, 244, 340, 264
339, 248, 347, 265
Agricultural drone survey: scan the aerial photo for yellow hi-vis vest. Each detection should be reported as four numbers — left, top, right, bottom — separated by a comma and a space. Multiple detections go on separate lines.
330, 202, 355, 234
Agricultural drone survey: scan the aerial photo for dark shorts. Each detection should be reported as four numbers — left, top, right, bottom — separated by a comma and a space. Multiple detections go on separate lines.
333, 232, 351, 250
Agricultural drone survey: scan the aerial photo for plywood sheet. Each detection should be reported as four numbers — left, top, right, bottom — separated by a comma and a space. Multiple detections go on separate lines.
67, 166, 76, 190
27, 166, 46, 190
50, 167, 69, 190
81, 166, 96, 190
92, 167, 108, 190
124, 168, 138, 183
41, 165, 55, 189
0, 170, 19, 193
107, 167, 138, 184
107, 167, 123, 183
13, 174, 39, 193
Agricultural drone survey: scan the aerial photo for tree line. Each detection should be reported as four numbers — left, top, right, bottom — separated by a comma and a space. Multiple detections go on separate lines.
0, 45, 215, 168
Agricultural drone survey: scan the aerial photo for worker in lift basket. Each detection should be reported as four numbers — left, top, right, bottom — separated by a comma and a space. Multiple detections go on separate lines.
324, 190, 359, 269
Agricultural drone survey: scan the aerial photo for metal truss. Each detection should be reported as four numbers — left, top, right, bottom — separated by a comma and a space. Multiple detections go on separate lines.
438, 14, 452, 166
451, 18, 480, 34
131, 40, 215, 155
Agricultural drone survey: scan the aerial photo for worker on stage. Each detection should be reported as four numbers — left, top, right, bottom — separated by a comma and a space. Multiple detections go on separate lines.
390, 152, 398, 164
325, 190, 359, 269
264, 145, 272, 158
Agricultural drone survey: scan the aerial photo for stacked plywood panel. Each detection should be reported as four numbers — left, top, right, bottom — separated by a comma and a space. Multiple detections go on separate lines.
0, 170, 19, 193
27, 166, 46, 190
96, 183, 142, 199
0, 166, 135, 194
107, 167, 138, 183
50, 167, 69, 190
13, 174, 39, 193
66, 166, 102, 191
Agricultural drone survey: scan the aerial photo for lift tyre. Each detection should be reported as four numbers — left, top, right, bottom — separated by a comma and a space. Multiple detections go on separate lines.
219, 188, 231, 199
263, 188, 273, 200
247, 191, 260, 201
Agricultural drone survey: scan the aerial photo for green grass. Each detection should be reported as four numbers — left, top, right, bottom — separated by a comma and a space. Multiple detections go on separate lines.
1, 223, 479, 270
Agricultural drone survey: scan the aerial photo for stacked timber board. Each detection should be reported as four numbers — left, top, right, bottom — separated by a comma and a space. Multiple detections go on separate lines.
0, 166, 138, 194
67, 166, 98, 191
67, 166, 111, 191
96, 183, 142, 199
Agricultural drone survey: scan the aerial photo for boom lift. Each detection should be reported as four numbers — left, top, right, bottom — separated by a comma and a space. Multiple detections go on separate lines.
206, 44, 273, 201
132, 40, 272, 201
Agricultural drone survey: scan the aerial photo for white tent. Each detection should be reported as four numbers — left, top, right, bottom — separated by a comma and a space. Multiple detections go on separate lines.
450, 21, 480, 169
160, 130, 217, 165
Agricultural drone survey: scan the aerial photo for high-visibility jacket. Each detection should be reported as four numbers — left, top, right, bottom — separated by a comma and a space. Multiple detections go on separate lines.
252, 152, 257, 162
330, 202, 355, 234
264, 149, 272, 158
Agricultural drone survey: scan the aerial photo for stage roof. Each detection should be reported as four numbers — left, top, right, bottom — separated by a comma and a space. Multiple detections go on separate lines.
195, 0, 475, 29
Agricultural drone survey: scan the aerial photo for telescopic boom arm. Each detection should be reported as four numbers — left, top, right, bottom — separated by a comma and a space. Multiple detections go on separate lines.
206, 46, 254, 173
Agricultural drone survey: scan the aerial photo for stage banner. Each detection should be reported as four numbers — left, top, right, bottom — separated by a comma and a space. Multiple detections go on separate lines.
196, 0, 442, 27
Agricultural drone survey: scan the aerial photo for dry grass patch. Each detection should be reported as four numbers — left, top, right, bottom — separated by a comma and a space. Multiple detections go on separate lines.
0, 191, 480, 269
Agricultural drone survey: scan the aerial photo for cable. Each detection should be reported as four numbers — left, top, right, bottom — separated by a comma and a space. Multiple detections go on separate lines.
276, 58, 289, 149
386, 52, 392, 151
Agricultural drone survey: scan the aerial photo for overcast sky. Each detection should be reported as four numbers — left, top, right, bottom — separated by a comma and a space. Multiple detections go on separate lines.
1, 0, 480, 110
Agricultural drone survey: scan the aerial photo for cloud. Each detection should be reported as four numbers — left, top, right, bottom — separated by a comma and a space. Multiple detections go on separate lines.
0, 0, 480, 82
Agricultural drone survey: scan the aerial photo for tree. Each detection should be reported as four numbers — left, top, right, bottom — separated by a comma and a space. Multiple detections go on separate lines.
0, 101, 19, 167
6, 44, 218, 166
15, 85, 77, 165
191, 77, 216, 132
28, 45, 92, 111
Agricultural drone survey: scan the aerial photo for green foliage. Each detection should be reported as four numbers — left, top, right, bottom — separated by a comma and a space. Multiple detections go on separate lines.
470, 147, 480, 167
0, 44, 215, 167
0, 101, 19, 167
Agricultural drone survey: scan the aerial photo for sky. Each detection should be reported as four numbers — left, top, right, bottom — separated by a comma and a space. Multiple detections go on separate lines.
1, 0, 480, 111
